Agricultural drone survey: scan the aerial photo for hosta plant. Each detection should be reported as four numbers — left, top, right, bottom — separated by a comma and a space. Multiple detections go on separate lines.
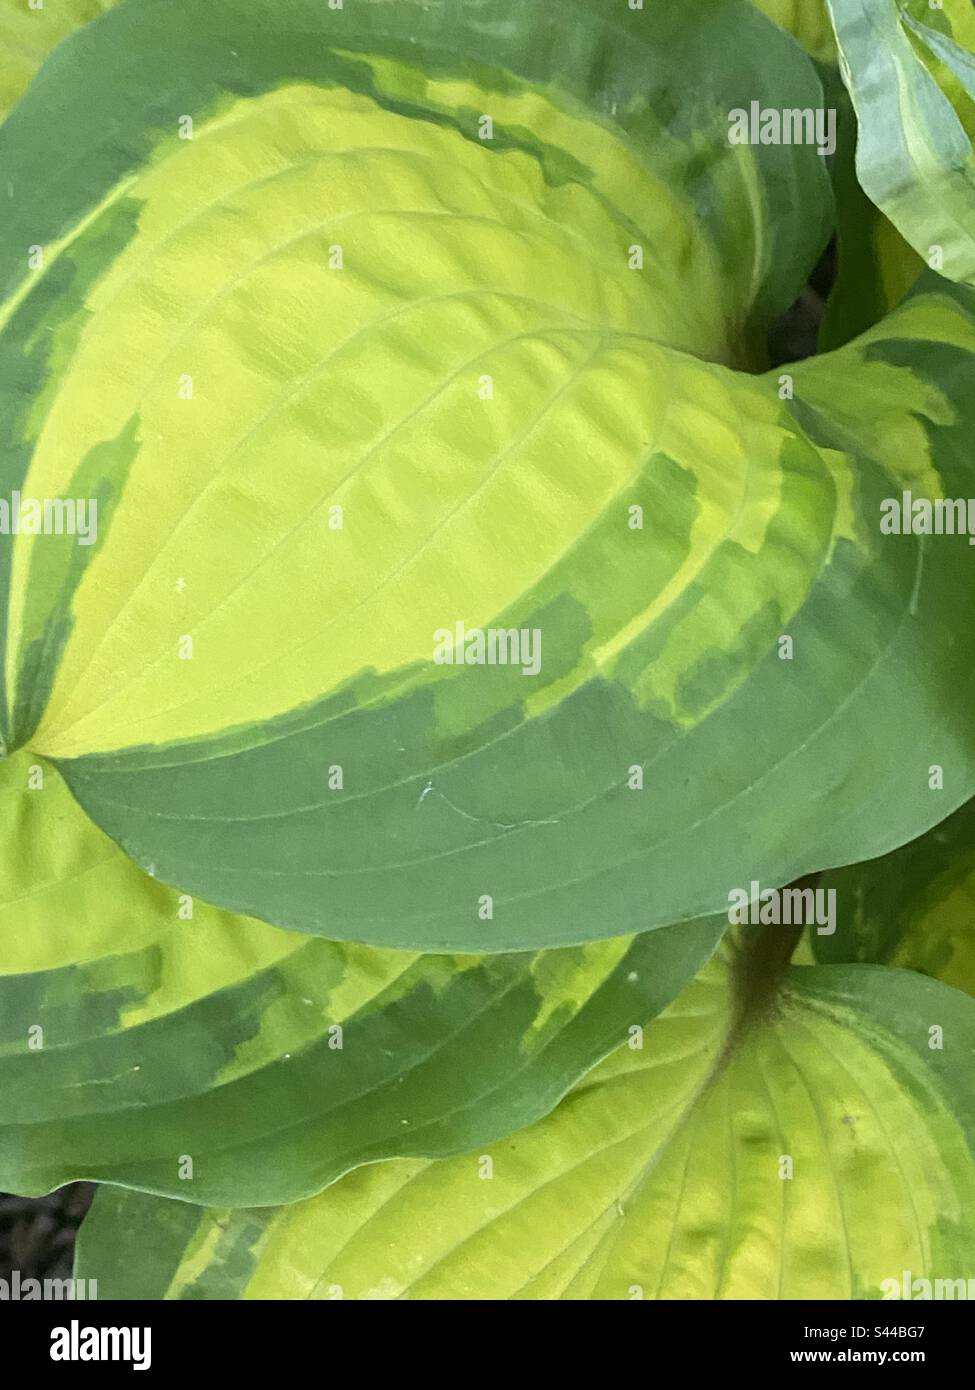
1, 0, 974, 1302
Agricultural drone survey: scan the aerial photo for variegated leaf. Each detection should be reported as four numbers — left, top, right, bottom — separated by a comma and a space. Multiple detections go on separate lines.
76, 929, 975, 1299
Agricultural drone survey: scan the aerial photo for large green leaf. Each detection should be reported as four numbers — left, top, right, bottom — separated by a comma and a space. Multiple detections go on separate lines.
1, 0, 972, 955
827, 0, 975, 286
814, 796, 975, 994
0, 0, 847, 955
75, 929, 975, 1299
0, 746, 722, 1203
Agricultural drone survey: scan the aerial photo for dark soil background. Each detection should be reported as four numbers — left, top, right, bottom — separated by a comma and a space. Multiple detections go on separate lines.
768, 238, 837, 366
1, 1185, 96, 1280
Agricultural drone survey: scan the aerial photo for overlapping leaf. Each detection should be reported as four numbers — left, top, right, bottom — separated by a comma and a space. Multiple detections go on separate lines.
814, 796, 975, 994
0, 5, 971, 956
0, 0, 971, 1303
0, 2, 968, 956
76, 929, 975, 1299
0, 0, 890, 954
0, 746, 722, 1203
828, 0, 975, 286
